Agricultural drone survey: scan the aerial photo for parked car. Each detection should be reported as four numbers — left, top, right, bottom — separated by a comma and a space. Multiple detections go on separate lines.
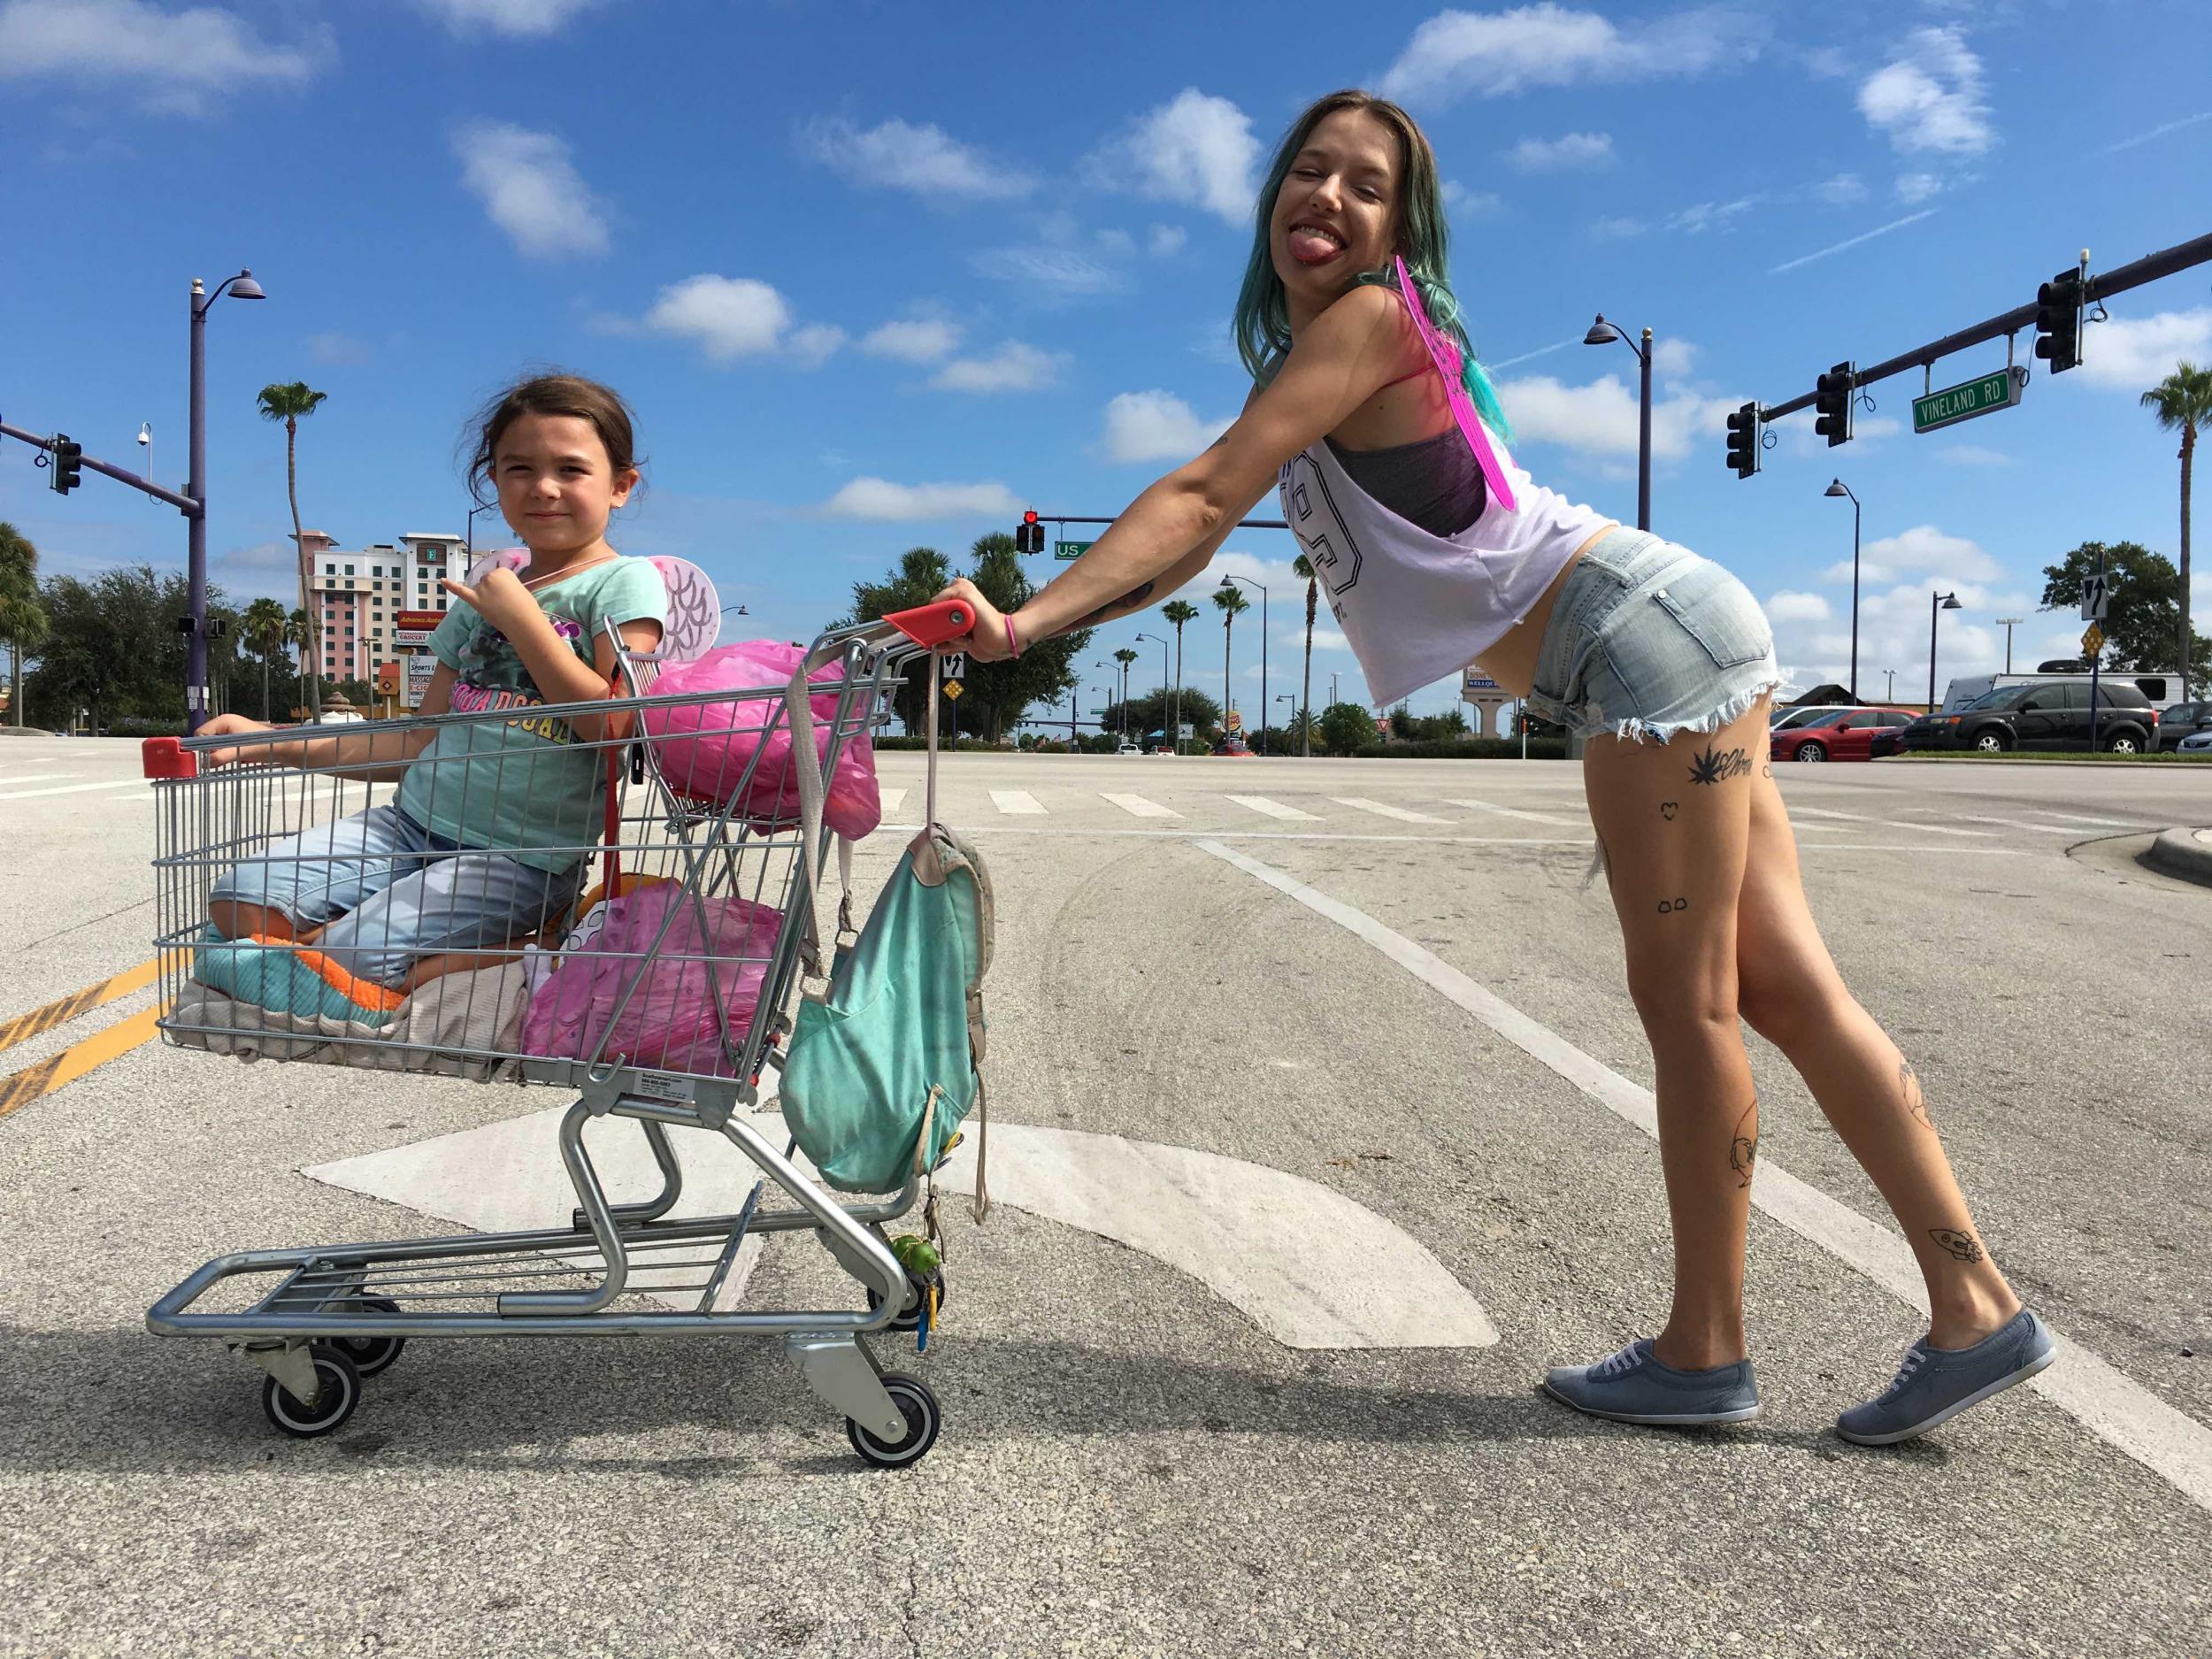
2156, 701, 2212, 751
1211, 738, 1255, 757
1770, 706, 1916, 763
1770, 703, 1852, 732
1941, 669, 2185, 712
1115, 741, 1141, 756
2179, 728, 2212, 754
1899, 680, 2160, 753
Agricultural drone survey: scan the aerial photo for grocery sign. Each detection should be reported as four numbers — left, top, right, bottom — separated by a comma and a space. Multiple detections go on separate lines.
394, 609, 443, 649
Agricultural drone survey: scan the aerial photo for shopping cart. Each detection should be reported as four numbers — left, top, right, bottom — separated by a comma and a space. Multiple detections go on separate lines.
141, 595, 974, 1467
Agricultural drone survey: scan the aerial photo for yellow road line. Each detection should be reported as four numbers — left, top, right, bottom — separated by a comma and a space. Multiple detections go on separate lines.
0, 1004, 165, 1121
0, 958, 161, 1056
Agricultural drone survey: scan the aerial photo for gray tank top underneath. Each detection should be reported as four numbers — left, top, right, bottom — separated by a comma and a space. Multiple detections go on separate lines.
1325, 427, 1487, 538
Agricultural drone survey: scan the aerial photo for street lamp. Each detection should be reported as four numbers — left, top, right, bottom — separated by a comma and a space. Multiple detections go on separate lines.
465, 501, 497, 561
1219, 572, 1268, 755
1994, 617, 2024, 675
1134, 632, 1171, 749
186, 269, 265, 732
1928, 591, 1962, 710
1822, 479, 1863, 702
1584, 313, 1653, 532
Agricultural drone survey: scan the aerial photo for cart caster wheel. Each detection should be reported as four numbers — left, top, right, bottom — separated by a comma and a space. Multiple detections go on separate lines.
334, 1296, 406, 1377
847, 1373, 941, 1469
261, 1344, 362, 1439
868, 1269, 946, 1333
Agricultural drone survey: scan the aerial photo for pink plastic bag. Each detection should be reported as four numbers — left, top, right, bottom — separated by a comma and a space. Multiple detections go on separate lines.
640, 641, 881, 839
520, 886, 782, 1078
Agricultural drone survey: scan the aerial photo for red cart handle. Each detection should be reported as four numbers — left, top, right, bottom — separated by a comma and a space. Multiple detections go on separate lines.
143, 736, 198, 780
884, 599, 973, 649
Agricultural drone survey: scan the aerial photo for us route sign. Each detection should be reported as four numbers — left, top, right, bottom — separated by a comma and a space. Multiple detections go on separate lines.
1913, 366, 2025, 434
1055, 540, 1094, 560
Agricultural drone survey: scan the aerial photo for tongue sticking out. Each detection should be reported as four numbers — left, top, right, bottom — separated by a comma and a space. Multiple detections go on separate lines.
1289, 228, 1342, 266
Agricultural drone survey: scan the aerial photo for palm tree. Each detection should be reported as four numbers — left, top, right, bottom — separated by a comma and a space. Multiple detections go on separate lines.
1212, 584, 1249, 734
0, 521, 47, 729
2141, 362, 2212, 698
1112, 646, 1139, 741
286, 609, 317, 718
242, 596, 288, 720
257, 380, 328, 720
1162, 598, 1199, 752
1293, 552, 1318, 757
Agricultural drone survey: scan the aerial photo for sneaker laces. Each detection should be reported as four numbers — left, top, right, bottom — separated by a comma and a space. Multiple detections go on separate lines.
1593, 1341, 1647, 1380
1883, 1348, 1929, 1397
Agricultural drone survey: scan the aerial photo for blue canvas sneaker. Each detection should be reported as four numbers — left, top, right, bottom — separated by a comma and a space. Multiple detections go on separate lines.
1836, 1308, 2055, 1446
1541, 1339, 1762, 1427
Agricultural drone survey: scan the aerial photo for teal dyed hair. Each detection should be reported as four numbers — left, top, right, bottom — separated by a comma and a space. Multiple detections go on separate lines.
1232, 89, 1512, 444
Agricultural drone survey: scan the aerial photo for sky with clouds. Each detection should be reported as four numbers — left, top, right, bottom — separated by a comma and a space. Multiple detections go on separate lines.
4, 0, 2208, 717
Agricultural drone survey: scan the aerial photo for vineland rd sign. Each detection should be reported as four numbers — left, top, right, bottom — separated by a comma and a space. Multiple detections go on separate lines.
1913, 366, 2027, 434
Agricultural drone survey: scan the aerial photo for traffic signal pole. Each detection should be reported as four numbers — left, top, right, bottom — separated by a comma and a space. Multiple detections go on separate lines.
0, 422, 196, 512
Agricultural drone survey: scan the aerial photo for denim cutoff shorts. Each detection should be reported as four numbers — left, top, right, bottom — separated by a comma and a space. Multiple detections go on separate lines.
1522, 527, 1787, 744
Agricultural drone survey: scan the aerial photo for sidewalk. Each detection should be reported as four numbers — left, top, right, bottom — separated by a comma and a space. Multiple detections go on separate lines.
2145, 826, 2212, 887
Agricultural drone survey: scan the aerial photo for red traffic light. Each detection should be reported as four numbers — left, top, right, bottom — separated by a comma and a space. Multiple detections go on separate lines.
1023, 510, 1039, 524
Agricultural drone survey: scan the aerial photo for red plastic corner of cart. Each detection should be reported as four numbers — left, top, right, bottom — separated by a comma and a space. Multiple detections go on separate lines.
885, 599, 972, 649
142, 737, 197, 780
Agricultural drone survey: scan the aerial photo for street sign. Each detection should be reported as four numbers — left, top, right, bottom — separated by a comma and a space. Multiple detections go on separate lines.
941, 653, 965, 680
393, 608, 443, 649
1179, 723, 1194, 739
2082, 623, 2106, 657
1055, 540, 1093, 560
1912, 366, 2026, 434
942, 680, 964, 701
1463, 672, 1500, 691
2079, 574, 2110, 621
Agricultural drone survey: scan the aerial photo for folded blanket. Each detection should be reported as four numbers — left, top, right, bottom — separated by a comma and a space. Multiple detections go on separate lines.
168, 960, 532, 1080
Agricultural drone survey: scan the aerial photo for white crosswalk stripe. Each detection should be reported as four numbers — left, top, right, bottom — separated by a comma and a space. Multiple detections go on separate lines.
1225, 794, 1321, 821
1954, 816, 2079, 835
990, 789, 1046, 815
0, 773, 76, 789
1795, 804, 1994, 838
879, 787, 906, 816
2031, 810, 2137, 827
1331, 796, 1449, 824
1445, 796, 1578, 827
1100, 791, 1179, 819
0, 777, 152, 802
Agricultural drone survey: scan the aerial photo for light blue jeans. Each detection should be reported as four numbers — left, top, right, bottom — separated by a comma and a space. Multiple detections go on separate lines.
208, 803, 581, 988
1523, 527, 1786, 743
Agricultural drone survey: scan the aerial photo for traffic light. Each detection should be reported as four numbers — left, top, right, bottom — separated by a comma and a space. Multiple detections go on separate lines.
1813, 363, 1853, 448
2035, 268, 2085, 374
50, 434, 83, 494
1016, 508, 1043, 554
1724, 402, 1760, 480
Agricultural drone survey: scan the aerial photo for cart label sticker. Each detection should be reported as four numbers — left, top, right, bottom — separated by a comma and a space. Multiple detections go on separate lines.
636, 1069, 696, 1103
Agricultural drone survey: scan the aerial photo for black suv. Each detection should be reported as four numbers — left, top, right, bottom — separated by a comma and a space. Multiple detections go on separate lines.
1900, 680, 2159, 754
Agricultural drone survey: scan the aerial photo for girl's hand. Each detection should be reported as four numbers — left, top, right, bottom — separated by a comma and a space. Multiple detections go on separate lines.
442, 566, 541, 637
197, 713, 297, 770
930, 579, 1013, 662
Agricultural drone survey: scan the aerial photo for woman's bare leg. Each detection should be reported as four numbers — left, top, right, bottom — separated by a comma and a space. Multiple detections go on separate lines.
1732, 759, 2021, 1347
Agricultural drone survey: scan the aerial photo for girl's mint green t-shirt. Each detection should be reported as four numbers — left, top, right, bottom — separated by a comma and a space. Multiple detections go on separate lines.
397, 556, 667, 872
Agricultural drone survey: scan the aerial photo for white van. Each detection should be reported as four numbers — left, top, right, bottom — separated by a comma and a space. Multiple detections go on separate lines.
1941, 669, 2184, 713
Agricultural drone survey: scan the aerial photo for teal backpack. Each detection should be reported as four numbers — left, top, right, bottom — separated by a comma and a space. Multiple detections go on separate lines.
775, 665, 993, 1205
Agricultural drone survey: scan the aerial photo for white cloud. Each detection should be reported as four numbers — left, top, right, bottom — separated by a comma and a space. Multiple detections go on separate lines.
818, 479, 1022, 521
1766, 590, 1832, 623
0, 0, 330, 109
1379, 4, 1768, 105
641, 275, 794, 363
1769, 208, 1938, 274
1664, 195, 1763, 234
1148, 223, 1188, 257
1443, 180, 1505, 215
1494, 373, 1733, 462
1895, 171, 1943, 204
1089, 88, 1259, 226
932, 342, 1059, 394
411, 0, 604, 35
2075, 308, 2212, 390
306, 332, 369, 366
799, 115, 1034, 202
454, 121, 610, 259
1824, 525, 2004, 587
860, 319, 962, 364
1932, 442, 2009, 466
1813, 172, 1867, 206
1589, 216, 1646, 240
1858, 26, 1993, 156
787, 323, 847, 369
1102, 391, 1235, 463
1650, 338, 1697, 379
969, 244, 1122, 297
1509, 131, 1612, 170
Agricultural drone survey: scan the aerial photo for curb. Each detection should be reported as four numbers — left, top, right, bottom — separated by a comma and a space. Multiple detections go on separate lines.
2143, 828, 2212, 887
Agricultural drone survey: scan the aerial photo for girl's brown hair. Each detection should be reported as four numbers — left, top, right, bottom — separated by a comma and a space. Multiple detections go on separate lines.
465, 373, 642, 504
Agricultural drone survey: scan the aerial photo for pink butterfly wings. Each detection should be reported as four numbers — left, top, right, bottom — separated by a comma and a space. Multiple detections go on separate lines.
1393, 256, 1516, 513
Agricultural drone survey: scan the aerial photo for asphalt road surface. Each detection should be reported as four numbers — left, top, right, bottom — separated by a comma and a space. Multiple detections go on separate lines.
3, 736, 2208, 1658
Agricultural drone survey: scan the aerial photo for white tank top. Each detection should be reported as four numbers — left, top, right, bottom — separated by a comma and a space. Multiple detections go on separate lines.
1278, 429, 1616, 707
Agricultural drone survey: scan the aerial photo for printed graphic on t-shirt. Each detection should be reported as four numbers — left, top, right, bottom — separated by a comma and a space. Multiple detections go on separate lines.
446, 613, 587, 744
1281, 453, 1363, 623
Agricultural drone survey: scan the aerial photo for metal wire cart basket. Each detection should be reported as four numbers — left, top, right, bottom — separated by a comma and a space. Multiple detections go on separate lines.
140, 595, 974, 1468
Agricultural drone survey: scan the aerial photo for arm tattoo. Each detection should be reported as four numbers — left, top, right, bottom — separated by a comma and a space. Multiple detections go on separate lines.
1687, 744, 1754, 786
1068, 580, 1156, 631
1728, 1098, 1758, 1187
1928, 1227, 1984, 1263
1899, 1058, 1933, 1130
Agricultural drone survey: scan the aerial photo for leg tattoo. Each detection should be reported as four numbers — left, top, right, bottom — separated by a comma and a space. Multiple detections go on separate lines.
1928, 1227, 1984, 1263
1899, 1057, 1933, 1130
1728, 1098, 1759, 1188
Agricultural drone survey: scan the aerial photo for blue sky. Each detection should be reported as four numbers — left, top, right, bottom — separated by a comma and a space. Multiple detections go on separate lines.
4, 0, 2208, 718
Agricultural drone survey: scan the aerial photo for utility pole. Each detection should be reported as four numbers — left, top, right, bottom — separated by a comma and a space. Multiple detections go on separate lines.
1995, 617, 2024, 675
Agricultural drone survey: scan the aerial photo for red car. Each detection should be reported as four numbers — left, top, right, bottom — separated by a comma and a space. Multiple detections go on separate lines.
1770, 706, 1916, 763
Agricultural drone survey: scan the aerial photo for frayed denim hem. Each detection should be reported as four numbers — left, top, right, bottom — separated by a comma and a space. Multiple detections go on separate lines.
1578, 672, 1793, 748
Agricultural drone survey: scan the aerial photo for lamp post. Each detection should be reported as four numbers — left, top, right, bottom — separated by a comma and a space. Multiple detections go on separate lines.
1885, 668, 1897, 702
1219, 573, 1268, 755
465, 501, 496, 562
187, 269, 265, 731
1994, 617, 2024, 675
1928, 591, 1962, 710
1823, 479, 1862, 702
1134, 632, 1170, 749
1584, 314, 1653, 532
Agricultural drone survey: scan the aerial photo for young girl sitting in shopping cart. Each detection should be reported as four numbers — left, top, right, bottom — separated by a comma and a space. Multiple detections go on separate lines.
191, 373, 668, 1027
